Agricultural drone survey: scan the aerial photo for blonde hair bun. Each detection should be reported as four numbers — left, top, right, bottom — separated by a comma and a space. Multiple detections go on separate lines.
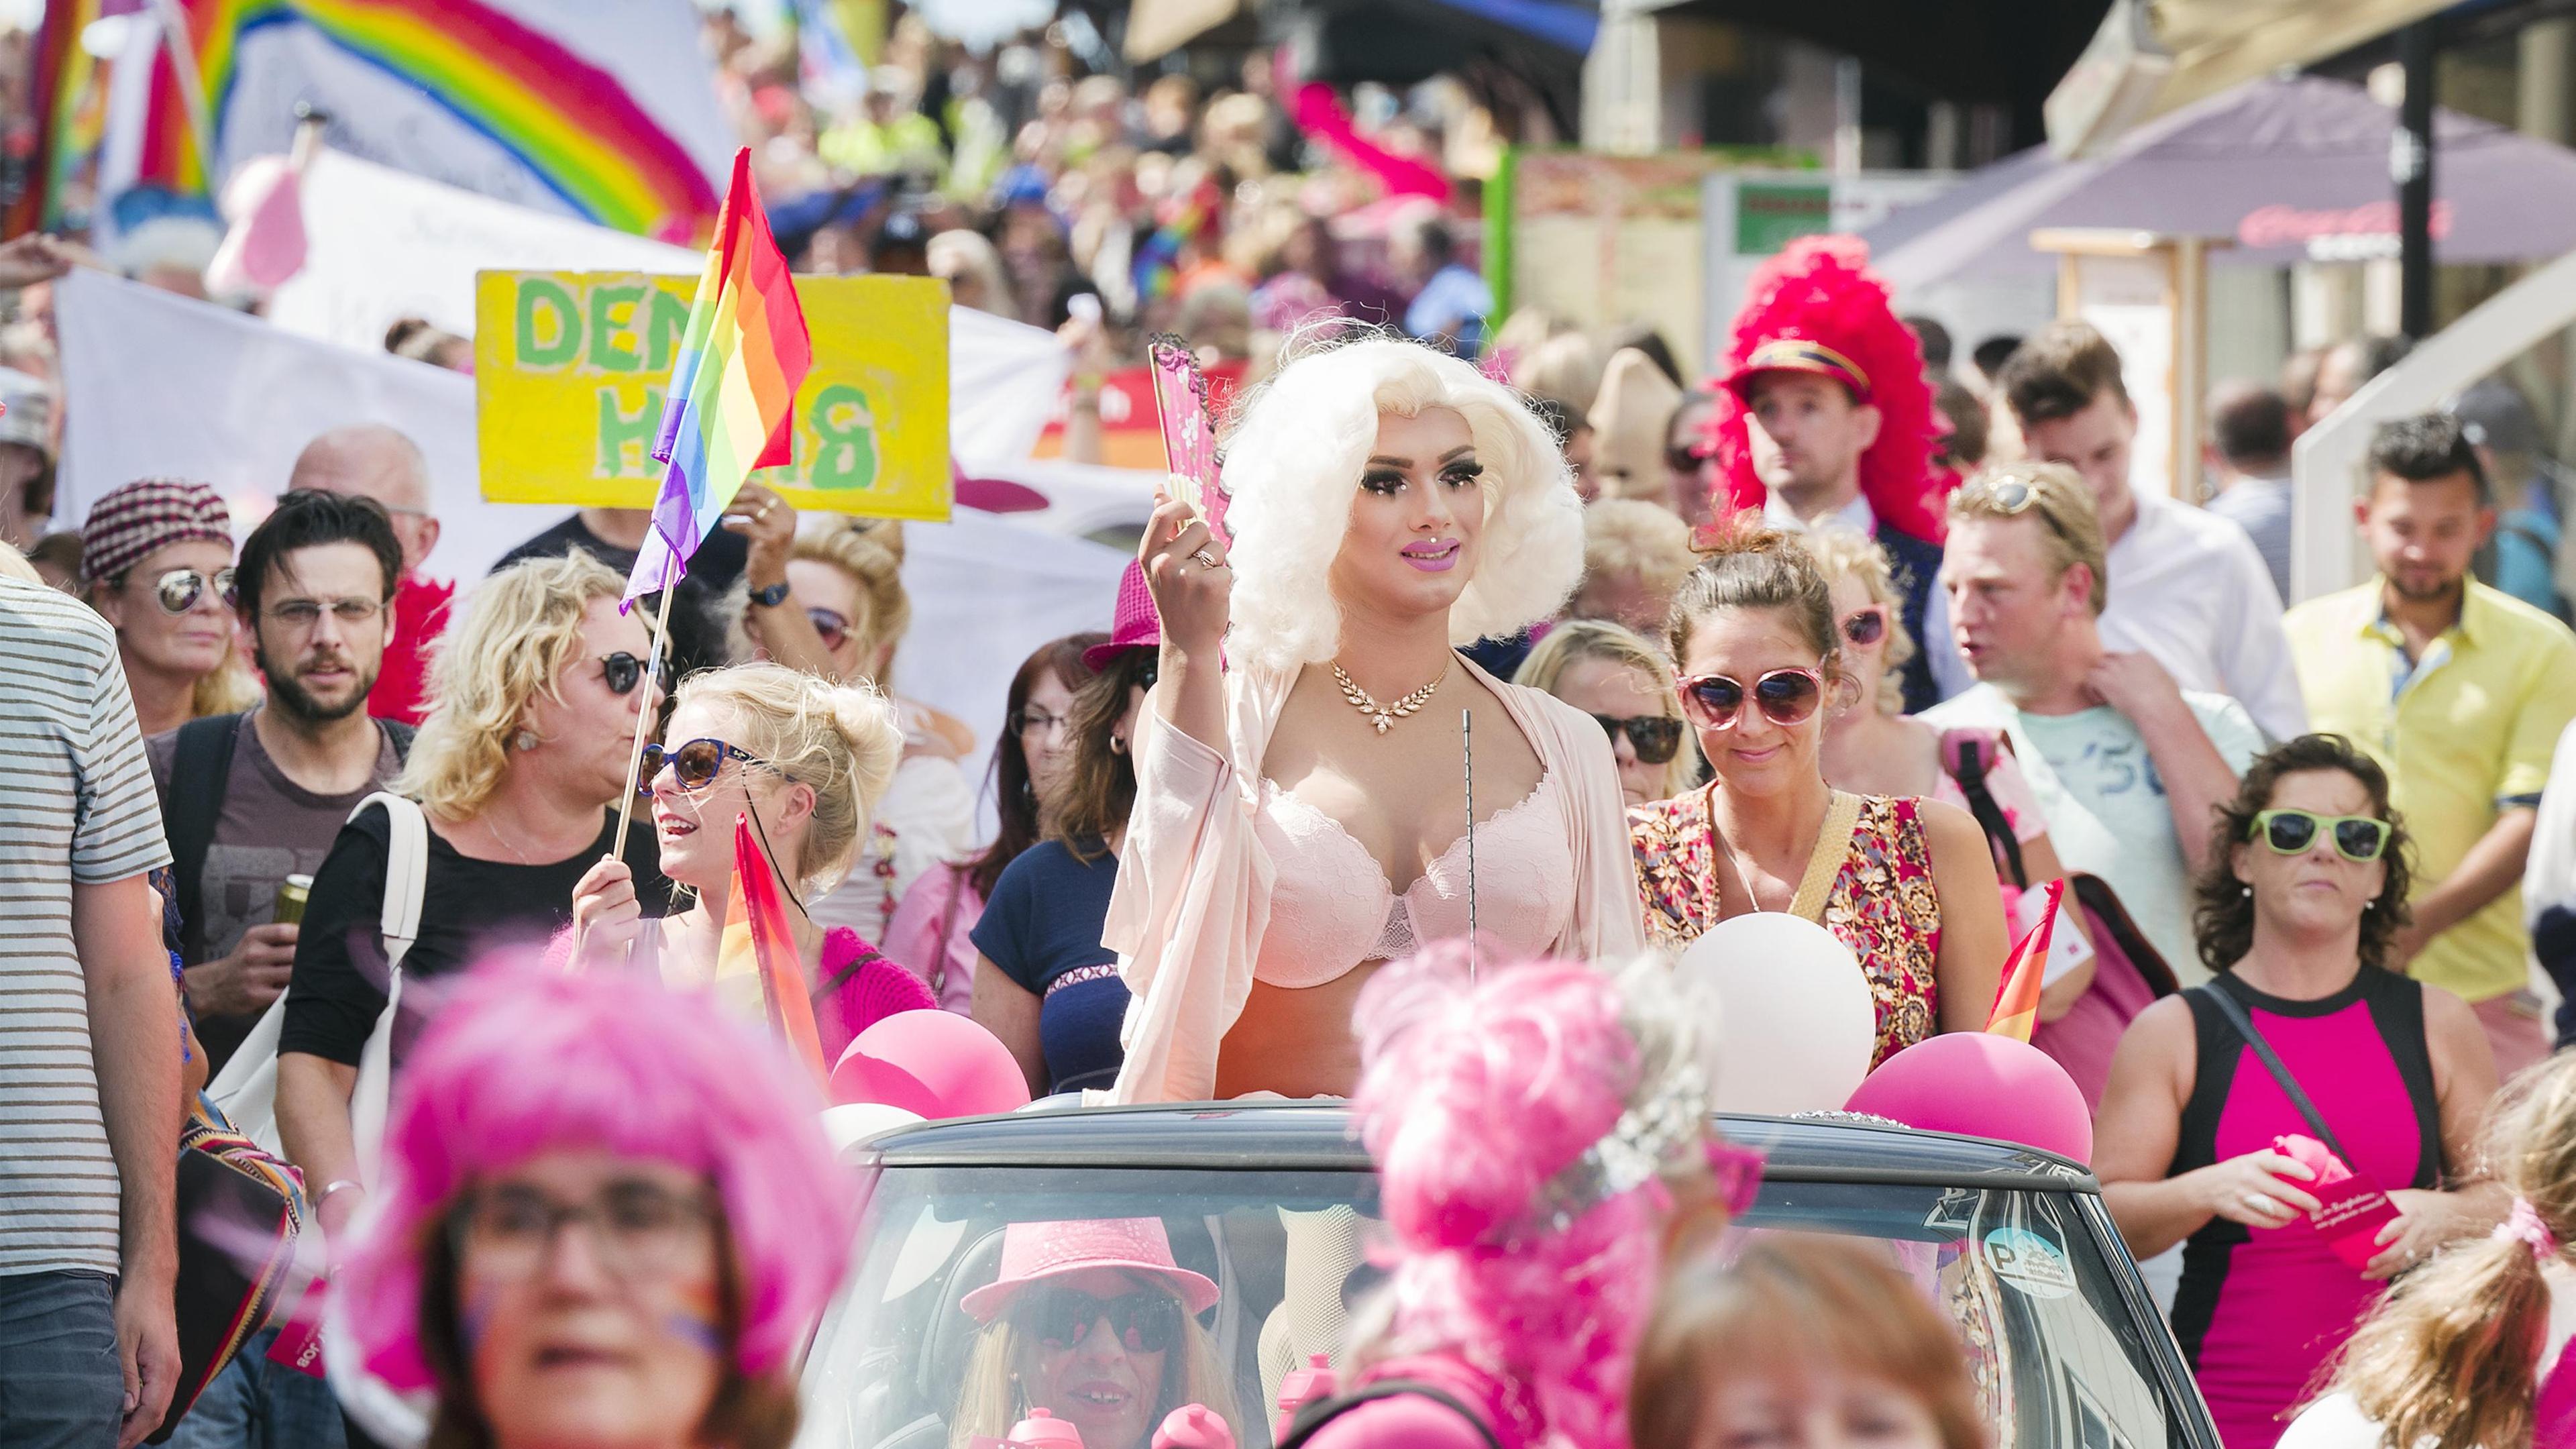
824, 682, 905, 821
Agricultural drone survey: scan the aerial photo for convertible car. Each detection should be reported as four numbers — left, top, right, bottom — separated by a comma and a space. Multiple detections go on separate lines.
797, 1104, 2217, 1449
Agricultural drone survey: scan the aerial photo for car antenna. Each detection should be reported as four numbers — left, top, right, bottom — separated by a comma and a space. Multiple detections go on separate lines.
1462, 705, 1477, 981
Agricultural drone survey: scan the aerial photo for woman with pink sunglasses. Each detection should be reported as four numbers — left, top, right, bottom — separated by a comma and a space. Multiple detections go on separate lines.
1629, 524, 2004, 1067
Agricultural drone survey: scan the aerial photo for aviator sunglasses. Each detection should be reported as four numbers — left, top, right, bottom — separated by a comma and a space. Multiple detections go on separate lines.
2247, 809, 2392, 863
1677, 667, 1827, 731
1019, 1288, 1183, 1354
639, 737, 777, 794
1595, 712, 1685, 764
152, 567, 237, 614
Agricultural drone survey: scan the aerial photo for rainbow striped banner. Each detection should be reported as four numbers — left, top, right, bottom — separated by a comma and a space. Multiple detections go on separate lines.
129, 0, 719, 238
7, 0, 103, 237
625, 147, 812, 604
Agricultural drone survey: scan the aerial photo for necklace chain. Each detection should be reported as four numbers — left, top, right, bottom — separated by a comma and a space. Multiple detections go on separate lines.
1332, 661, 1446, 736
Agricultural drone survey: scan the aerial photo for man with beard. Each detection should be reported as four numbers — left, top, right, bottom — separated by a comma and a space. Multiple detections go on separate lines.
148, 490, 409, 1079
2288, 414, 2576, 1079
287, 424, 450, 724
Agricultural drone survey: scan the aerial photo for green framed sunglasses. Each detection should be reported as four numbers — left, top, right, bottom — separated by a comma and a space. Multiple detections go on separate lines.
2248, 809, 2392, 863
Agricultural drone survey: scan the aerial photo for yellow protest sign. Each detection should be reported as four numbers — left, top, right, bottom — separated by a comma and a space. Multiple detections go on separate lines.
473, 270, 951, 521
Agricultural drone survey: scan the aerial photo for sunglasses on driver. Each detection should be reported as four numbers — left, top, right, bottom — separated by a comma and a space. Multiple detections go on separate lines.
1017, 1287, 1183, 1354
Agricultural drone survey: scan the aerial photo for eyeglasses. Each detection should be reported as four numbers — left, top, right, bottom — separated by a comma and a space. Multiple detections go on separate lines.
1019, 1288, 1183, 1354
452, 1178, 715, 1282
1678, 667, 1827, 731
1665, 442, 1704, 476
1594, 712, 1684, 764
154, 567, 236, 614
264, 596, 387, 631
600, 651, 658, 696
1957, 475, 2080, 549
2249, 808, 2392, 863
641, 737, 775, 793
1014, 707, 1072, 739
1840, 604, 1889, 649
804, 606, 851, 652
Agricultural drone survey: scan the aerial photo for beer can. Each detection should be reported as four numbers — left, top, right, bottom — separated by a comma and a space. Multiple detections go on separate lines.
274, 874, 313, 926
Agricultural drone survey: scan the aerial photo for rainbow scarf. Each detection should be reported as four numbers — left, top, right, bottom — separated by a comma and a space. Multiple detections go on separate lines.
625, 147, 811, 604
129, 0, 718, 237
715, 812, 828, 1084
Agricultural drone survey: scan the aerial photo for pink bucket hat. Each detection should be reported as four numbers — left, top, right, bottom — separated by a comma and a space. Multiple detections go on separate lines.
959, 1218, 1221, 1323
81, 476, 231, 584
1081, 559, 1162, 671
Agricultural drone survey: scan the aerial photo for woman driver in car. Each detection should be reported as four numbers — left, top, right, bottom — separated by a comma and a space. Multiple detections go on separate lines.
951, 1218, 1244, 1449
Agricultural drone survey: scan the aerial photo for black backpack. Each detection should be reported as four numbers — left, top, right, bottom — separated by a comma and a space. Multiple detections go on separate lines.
162, 711, 415, 963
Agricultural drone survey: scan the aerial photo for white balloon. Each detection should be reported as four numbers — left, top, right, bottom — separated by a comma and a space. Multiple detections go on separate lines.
1674, 912, 1876, 1115
821, 1102, 926, 1155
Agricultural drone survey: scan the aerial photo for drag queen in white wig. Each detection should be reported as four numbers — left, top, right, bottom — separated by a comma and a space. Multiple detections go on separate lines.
1106, 334, 1643, 1103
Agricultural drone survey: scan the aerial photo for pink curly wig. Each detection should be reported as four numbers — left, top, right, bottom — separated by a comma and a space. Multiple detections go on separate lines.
336, 959, 856, 1394
1705, 235, 1947, 543
1348, 944, 1670, 1449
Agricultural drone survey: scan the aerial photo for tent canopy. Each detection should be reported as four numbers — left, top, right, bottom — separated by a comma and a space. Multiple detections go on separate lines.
1862, 74, 2576, 292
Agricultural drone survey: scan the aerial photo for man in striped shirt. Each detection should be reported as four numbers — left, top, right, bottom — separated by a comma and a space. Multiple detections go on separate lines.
0, 572, 183, 1448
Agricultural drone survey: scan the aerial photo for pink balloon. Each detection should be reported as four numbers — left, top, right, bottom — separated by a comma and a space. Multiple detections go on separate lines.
1844, 1034, 2093, 1165
830, 1010, 1030, 1119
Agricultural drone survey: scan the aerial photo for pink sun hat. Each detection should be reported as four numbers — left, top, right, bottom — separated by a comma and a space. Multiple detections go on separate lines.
1082, 559, 1163, 671
959, 1218, 1221, 1322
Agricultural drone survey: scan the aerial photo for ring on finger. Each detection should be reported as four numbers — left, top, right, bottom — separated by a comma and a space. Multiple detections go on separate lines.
2244, 1192, 2277, 1216
1191, 547, 1221, 570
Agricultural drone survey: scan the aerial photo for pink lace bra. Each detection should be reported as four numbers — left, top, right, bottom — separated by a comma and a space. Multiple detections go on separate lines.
1252, 771, 1576, 988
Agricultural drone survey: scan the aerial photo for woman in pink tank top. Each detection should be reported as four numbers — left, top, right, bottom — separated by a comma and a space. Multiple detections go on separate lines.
2095, 736, 2505, 1449
1104, 337, 1644, 1104
1629, 526, 2006, 1066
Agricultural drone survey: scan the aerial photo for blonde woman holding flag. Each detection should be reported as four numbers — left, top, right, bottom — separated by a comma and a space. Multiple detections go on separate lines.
565, 663, 931, 1062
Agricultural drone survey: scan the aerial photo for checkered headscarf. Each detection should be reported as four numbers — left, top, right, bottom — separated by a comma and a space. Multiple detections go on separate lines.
81, 478, 231, 584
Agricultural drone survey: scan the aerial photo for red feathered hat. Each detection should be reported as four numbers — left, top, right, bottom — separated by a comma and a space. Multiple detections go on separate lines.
1704, 235, 1947, 543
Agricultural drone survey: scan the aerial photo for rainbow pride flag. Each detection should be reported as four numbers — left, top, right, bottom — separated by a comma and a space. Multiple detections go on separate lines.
124, 0, 718, 237
1985, 878, 2064, 1044
625, 147, 812, 604
7, 0, 103, 237
716, 812, 829, 1084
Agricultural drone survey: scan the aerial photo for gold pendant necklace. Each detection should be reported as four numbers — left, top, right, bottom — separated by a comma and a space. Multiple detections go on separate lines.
1332, 661, 1445, 735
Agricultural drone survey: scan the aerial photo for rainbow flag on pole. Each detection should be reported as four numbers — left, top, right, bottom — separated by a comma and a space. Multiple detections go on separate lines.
1985, 879, 2064, 1044
716, 812, 829, 1084
624, 146, 812, 604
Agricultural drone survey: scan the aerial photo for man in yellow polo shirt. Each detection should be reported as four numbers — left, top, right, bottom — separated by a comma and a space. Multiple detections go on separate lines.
2287, 412, 2576, 1079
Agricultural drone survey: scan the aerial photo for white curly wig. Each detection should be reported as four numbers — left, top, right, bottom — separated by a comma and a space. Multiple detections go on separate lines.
1222, 335, 1587, 675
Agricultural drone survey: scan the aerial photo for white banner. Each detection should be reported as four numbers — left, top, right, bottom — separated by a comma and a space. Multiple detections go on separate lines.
102, 0, 732, 235
267, 150, 702, 350
54, 270, 1125, 765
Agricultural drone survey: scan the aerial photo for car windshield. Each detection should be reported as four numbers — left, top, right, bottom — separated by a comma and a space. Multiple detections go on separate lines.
799, 1159, 2189, 1449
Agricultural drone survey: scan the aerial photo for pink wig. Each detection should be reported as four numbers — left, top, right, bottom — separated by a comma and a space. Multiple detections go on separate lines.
1704, 235, 1947, 543
337, 959, 856, 1393
1348, 944, 1675, 1449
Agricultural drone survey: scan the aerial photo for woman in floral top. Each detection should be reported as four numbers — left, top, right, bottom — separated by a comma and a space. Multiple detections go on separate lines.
1630, 524, 2004, 1067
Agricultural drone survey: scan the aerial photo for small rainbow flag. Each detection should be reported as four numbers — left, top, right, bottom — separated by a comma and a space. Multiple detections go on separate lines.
123, 0, 720, 238
717, 812, 829, 1084
625, 147, 812, 604
7, 0, 103, 237
1986, 878, 2064, 1044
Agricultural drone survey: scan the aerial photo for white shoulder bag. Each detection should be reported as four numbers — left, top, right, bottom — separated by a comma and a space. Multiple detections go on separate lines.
209, 792, 427, 1174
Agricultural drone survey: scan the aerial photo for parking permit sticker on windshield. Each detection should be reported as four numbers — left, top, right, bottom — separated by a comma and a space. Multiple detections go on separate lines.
1982, 1228, 2076, 1299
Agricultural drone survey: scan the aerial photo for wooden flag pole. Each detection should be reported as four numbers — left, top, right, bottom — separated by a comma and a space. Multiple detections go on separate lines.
610, 583, 680, 861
